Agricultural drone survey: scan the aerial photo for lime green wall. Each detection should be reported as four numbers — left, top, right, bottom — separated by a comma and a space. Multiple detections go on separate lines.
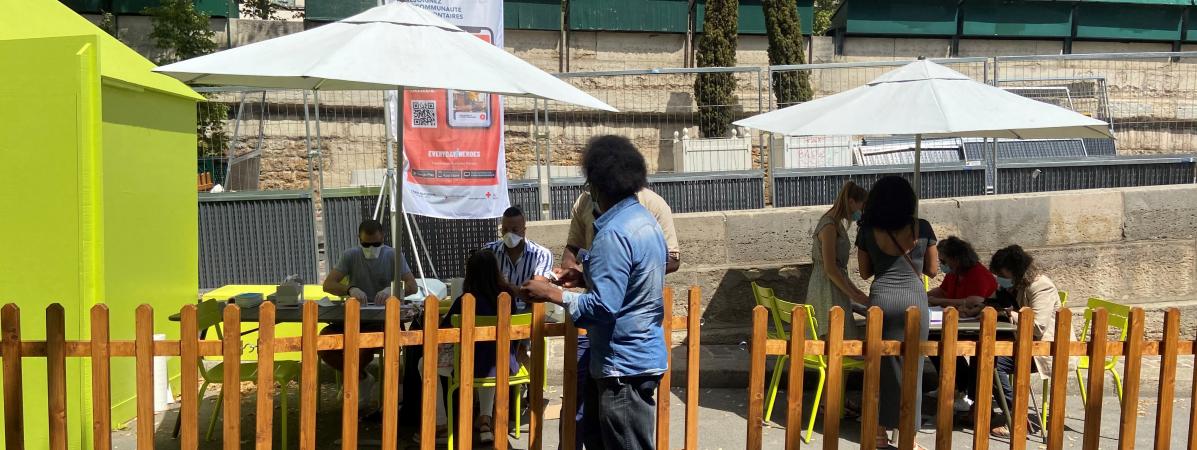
100, 83, 198, 426
0, 32, 197, 448
0, 34, 100, 450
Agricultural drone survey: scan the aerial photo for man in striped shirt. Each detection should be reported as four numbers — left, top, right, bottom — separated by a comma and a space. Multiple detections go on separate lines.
484, 206, 554, 311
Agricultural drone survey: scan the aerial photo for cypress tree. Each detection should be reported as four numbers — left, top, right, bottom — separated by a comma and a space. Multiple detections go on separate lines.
694, 0, 739, 138
764, 0, 813, 108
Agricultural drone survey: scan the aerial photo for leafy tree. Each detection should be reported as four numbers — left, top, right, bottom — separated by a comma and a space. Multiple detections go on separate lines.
763, 0, 813, 107
197, 102, 230, 159
813, 0, 840, 35
693, 0, 738, 138
98, 11, 118, 37
243, 0, 278, 20
145, 0, 217, 64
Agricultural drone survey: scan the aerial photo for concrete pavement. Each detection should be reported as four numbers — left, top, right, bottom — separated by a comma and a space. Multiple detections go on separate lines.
114, 383, 1193, 449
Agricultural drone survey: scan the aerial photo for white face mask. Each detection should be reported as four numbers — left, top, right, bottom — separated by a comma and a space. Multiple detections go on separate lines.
503, 232, 524, 249
362, 246, 381, 260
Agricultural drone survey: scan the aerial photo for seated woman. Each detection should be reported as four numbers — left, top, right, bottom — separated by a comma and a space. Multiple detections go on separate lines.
927, 236, 997, 412
985, 245, 1068, 438
417, 249, 521, 444
929, 236, 995, 315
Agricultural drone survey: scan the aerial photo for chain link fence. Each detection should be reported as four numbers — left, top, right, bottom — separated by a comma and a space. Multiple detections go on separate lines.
995, 52, 1197, 158
549, 67, 767, 175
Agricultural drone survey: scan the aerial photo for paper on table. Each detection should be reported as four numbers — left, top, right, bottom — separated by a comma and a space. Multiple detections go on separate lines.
314, 297, 336, 307
929, 307, 944, 325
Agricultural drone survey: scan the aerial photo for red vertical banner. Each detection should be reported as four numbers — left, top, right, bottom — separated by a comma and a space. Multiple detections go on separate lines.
389, 2, 509, 219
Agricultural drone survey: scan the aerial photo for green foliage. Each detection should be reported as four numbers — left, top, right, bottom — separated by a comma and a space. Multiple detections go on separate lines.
763, 0, 813, 107
693, 0, 738, 138
197, 98, 230, 159
98, 11, 119, 37
145, 0, 217, 64
242, 0, 278, 20
813, 0, 840, 35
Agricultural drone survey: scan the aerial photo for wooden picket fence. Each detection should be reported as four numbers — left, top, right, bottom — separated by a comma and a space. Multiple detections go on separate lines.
746, 305, 1197, 450
0, 287, 702, 450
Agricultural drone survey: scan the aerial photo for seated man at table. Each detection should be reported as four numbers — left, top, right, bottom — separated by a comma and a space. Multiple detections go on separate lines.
320, 219, 418, 410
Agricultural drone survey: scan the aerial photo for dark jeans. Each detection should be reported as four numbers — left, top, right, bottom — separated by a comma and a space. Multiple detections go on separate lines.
573, 335, 591, 449
994, 356, 1043, 429
581, 373, 660, 450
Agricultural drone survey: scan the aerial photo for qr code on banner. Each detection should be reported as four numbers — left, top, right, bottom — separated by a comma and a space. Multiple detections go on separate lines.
411, 100, 437, 128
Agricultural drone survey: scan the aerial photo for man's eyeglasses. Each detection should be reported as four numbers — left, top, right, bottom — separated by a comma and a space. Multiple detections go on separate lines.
360, 242, 383, 247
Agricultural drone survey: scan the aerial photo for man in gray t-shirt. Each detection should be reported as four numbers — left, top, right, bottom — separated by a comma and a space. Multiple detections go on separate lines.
322, 220, 417, 303
320, 219, 417, 412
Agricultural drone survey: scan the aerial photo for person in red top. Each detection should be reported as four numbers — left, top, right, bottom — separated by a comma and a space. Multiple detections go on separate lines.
929, 236, 996, 316
928, 236, 997, 414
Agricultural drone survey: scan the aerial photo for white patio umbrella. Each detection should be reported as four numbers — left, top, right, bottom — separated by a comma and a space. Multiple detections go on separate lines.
156, 1, 616, 294
734, 59, 1112, 199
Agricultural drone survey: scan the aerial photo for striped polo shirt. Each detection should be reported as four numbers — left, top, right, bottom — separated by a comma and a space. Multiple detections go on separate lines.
484, 239, 555, 307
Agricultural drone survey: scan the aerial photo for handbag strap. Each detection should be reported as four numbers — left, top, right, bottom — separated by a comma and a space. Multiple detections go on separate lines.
886, 228, 921, 276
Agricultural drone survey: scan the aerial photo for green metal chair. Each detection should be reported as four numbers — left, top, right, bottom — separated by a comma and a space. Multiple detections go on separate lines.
1037, 290, 1068, 433
751, 282, 865, 443
445, 313, 540, 449
1075, 297, 1129, 405
172, 300, 302, 449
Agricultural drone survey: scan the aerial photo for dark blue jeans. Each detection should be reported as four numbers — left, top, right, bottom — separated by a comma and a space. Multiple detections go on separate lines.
581, 373, 660, 450
994, 356, 1043, 430
573, 335, 590, 449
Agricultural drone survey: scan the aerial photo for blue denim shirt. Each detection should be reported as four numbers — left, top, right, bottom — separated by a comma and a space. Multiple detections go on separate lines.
562, 196, 668, 379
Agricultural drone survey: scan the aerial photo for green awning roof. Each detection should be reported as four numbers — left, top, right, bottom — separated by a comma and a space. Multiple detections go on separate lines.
962, 0, 1073, 38
569, 0, 690, 33
1075, 2, 1184, 41
697, 0, 815, 35
834, 0, 959, 36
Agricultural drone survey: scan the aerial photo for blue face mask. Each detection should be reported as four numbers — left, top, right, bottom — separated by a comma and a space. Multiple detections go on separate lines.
851, 210, 863, 222
996, 276, 1014, 289
939, 263, 951, 275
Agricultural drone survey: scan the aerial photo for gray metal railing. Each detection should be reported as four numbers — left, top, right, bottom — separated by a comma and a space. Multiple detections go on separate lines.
772, 163, 988, 207
198, 190, 319, 289
996, 156, 1197, 194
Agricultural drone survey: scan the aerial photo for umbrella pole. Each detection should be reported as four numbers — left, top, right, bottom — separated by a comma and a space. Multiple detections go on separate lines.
389, 88, 407, 297
913, 133, 922, 222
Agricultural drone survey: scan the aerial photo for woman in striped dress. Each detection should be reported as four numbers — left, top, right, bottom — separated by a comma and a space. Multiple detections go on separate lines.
856, 176, 932, 450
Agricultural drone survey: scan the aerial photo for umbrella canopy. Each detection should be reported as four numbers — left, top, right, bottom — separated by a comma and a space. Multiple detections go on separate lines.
734, 60, 1110, 139
154, 2, 614, 111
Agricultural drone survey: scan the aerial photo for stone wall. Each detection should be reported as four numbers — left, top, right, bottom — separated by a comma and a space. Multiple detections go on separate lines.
527, 184, 1197, 343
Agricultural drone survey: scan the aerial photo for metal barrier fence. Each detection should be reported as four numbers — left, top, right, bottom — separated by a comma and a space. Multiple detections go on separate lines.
997, 156, 1197, 194
539, 171, 767, 220
773, 164, 988, 208
198, 191, 319, 289
995, 52, 1197, 160
550, 67, 768, 175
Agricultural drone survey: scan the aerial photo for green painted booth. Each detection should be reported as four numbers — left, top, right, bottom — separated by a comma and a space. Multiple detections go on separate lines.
0, 0, 202, 447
